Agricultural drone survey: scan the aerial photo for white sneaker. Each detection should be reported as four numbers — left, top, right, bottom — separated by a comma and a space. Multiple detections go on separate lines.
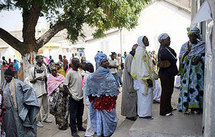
165, 113, 173, 116
37, 122, 44, 127
44, 119, 52, 123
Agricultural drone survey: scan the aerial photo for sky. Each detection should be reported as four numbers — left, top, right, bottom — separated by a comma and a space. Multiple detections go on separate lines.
0, 9, 47, 31
0, 9, 23, 31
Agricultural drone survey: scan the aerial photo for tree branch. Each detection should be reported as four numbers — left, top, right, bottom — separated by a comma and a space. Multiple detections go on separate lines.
22, 3, 42, 44
36, 20, 70, 49
0, 27, 24, 53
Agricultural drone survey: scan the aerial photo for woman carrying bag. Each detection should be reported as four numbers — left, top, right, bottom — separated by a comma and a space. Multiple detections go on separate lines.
157, 33, 178, 116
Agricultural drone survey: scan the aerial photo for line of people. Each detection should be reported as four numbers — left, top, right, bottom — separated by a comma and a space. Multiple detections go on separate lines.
121, 26, 205, 122
0, 26, 205, 137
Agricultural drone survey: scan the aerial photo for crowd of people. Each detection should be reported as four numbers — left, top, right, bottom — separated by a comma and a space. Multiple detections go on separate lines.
0, 26, 205, 137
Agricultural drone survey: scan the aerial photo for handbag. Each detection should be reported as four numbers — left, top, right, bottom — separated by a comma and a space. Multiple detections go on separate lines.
157, 60, 171, 68
158, 47, 176, 68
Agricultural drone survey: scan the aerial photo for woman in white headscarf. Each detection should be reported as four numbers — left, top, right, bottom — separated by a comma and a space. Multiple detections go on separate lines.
131, 36, 155, 120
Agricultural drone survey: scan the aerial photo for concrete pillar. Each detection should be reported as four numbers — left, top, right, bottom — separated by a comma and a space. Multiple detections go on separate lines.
191, 0, 198, 20
203, 0, 215, 137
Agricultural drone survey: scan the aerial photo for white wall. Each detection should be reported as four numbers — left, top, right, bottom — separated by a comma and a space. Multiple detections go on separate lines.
84, 31, 121, 67
83, 1, 191, 67
123, 1, 191, 57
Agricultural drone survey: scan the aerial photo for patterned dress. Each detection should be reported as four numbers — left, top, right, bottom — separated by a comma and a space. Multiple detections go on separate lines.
49, 84, 69, 130
178, 41, 205, 112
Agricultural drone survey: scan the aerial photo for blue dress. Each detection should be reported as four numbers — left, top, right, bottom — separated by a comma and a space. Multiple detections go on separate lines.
178, 41, 205, 112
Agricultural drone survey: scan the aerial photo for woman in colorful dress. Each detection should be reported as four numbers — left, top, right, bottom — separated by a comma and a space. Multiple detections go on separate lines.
86, 53, 119, 137
47, 65, 69, 130
178, 27, 205, 114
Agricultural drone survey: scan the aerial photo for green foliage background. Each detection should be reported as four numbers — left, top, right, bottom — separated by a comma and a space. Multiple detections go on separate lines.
0, 0, 150, 42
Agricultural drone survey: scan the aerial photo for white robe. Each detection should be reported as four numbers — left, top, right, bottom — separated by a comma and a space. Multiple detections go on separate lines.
153, 80, 162, 102
134, 79, 153, 117
83, 71, 94, 136
175, 75, 181, 88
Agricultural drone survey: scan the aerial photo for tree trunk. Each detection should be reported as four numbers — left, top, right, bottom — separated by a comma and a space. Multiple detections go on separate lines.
20, 43, 38, 81
23, 51, 37, 79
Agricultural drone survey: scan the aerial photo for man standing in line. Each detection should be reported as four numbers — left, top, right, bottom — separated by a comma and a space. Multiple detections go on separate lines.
30, 55, 52, 127
109, 52, 119, 84
63, 58, 85, 137
121, 44, 138, 121
2, 69, 40, 137
117, 53, 122, 85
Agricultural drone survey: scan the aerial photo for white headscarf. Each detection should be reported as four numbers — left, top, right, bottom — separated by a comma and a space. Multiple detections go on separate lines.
158, 33, 169, 43
137, 36, 146, 48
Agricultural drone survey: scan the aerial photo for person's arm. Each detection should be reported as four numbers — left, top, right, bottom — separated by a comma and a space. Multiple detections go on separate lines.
29, 68, 43, 83
63, 85, 72, 97
63, 71, 72, 96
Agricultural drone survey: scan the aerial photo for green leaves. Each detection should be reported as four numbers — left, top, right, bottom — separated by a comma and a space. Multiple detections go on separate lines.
1, 0, 151, 42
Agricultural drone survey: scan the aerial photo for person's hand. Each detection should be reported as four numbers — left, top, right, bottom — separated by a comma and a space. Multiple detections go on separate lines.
143, 91, 148, 96
191, 57, 201, 65
147, 79, 153, 88
36, 76, 44, 81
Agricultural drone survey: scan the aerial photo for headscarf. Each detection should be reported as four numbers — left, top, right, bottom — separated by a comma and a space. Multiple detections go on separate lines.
179, 27, 205, 58
86, 66, 119, 97
4, 69, 14, 77
49, 64, 57, 71
13, 59, 19, 72
137, 36, 146, 48
47, 73, 65, 96
158, 33, 169, 43
94, 52, 107, 66
187, 27, 202, 40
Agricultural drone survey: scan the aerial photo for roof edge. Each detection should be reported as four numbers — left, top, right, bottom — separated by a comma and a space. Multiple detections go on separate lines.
159, 0, 191, 13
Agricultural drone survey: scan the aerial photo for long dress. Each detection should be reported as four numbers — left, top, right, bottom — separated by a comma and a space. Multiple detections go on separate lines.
134, 79, 153, 117
121, 53, 137, 117
86, 66, 119, 136
47, 73, 68, 129
49, 85, 69, 129
131, 46, 155, 117
2, 79, 39, 137
178, 41, 205, 112
153, 80, 162, 102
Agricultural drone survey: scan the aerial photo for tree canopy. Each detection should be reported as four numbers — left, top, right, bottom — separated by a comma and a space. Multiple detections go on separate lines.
0, 0, 150, 55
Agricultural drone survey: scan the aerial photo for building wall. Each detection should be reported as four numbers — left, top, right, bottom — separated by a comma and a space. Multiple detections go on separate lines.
83, 0, 191, 67
122, 1, 191, 59
204, 1, 215, 136
84, 31, 121, 67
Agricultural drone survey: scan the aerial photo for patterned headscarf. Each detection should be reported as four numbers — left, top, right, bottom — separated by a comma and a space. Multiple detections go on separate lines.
158, 33, 169, 43
187, 27, 201, 40
94, 52, 107, 66
50, 63, 57, 71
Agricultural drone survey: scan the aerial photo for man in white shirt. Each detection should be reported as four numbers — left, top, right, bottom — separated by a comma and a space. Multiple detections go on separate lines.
109, 52, 119, 84
30, 55, 52, 127
63, 58, 85, 137
83, 63, 94, 137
